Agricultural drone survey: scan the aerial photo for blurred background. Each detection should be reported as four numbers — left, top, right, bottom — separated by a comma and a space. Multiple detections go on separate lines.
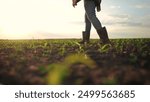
0, 0, 150, 39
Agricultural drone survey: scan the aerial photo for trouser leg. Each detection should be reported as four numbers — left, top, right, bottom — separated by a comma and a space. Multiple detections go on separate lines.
84, 14, 91, 41
79, 13, 91, 44
84, 0, 102, 30
85, 13, 91, 34
84, 0, 110, 44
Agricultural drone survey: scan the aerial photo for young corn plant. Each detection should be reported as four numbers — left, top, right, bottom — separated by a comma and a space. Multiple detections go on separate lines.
45, 53, 96, 85
98, 44, 112, 53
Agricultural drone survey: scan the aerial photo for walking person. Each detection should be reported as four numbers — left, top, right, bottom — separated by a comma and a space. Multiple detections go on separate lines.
72, 0, 111, 44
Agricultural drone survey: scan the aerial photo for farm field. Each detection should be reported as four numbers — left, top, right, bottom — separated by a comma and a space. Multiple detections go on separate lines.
0, 39, 150, 85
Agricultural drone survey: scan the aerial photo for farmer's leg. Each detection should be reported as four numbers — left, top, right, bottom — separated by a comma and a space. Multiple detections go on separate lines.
85, 13, 91, 34
84, 0, 102, 30
84, 0, 110, 44
79, 13, 91, 44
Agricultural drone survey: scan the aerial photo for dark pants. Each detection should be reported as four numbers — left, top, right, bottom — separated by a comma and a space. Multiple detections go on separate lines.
84, 0, 102, 34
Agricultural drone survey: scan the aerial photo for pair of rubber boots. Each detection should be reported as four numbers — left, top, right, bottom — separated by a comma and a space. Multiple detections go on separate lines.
79, 27, 110, 44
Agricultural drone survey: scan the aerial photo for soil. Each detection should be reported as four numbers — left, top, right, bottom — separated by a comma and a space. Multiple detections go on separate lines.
0, 39, 149, 85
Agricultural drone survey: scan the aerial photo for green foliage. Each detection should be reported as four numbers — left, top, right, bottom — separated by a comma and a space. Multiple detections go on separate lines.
47, 64, 68, 85
99, 44, 112, 53
46, 53, 96, 85
74, 42, 85, 53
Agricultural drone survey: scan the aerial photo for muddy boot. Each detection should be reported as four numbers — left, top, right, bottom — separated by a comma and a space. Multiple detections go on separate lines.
96, 27, 111, 44
79, 31, 90, 44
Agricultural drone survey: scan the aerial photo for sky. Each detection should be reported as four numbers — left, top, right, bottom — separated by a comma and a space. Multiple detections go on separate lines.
0, 0, 150, 39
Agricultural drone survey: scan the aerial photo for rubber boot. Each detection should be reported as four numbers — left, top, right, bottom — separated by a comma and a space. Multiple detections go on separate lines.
79, 31, 90, 44
96, 27, 111, 44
